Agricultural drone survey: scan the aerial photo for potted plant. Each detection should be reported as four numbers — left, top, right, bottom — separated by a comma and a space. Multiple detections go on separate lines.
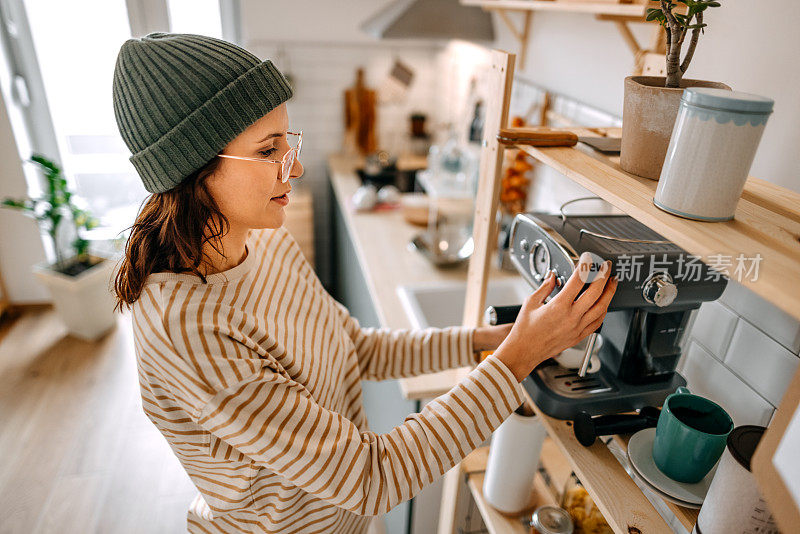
620, 0, 731, 180
2, 154, 117, 340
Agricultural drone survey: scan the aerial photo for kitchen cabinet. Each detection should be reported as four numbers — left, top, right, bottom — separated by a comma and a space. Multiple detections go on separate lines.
329, 178, 417, 534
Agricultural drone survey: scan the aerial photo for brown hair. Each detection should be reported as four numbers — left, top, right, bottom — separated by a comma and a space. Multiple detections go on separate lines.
114, 158, 227, 310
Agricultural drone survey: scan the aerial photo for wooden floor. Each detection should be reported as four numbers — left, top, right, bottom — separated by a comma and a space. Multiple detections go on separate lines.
0, 308, 197, 533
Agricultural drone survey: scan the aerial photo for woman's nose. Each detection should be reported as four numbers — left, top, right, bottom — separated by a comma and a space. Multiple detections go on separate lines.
289, 157, 303, 180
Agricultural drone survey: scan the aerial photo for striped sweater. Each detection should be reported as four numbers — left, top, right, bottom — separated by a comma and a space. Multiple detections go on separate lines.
131, 225, 527, 533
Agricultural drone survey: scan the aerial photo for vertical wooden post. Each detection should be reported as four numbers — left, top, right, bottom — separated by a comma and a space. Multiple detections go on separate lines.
436, 49, 515, 534
462, 50, 515, 329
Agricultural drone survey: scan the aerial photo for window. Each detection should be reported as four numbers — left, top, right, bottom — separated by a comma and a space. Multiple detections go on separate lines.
167, 0, 222, 38
24, 0, 144, 237
21, 0, 224, 239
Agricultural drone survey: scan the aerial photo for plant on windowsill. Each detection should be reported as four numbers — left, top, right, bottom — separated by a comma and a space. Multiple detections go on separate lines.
620, 0, 731, 181
3, 154, 100, 274
2, 153, 117, 339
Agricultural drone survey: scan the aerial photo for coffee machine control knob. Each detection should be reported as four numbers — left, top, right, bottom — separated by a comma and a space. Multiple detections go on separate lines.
643, 272, 678, 307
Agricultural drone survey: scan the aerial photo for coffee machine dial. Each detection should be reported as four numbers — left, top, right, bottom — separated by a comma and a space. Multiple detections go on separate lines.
643, 272, 678, 307
529, 240, 551, 281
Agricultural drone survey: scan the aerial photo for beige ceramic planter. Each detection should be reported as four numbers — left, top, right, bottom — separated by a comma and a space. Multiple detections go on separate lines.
33, 254, 118, 340
620, 76, 731, 180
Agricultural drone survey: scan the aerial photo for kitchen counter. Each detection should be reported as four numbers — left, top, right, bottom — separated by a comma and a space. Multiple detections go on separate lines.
327, 154, 519, 400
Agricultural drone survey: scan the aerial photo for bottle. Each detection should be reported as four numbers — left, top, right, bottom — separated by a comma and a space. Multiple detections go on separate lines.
469, 100, 484, 143
483, 403, 547, 513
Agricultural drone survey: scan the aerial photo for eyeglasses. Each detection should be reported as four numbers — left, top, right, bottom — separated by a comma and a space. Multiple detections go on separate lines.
216, 130, 302, 183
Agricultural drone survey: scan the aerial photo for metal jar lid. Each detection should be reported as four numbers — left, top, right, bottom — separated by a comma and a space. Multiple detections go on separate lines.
727, 425, 767, 472
531, 505, 574, 534
682, 88, 774, 115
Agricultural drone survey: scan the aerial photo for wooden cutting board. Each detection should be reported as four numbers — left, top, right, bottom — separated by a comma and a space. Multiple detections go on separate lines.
343, 68, 377, 156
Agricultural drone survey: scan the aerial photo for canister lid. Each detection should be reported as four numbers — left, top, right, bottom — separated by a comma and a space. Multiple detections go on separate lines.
531, 505, 574, 534
682, 88, 774, 114
727, 425, 767, 472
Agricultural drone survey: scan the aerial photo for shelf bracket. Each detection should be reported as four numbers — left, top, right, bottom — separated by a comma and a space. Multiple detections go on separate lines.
492, 8, 533, 68
597, 13, 670, 75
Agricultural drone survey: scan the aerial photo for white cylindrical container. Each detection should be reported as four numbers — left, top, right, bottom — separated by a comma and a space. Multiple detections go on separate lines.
693, 426, 779, 534
654, 88, 774, 221
483, 405, 547, 514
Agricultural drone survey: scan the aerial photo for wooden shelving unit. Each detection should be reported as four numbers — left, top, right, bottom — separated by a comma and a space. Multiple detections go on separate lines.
523, 389, 700, 533
460, 431, 697, 534
440, 48, 800, 534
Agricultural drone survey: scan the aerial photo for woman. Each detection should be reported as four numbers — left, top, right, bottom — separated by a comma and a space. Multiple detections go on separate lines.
112, 33, 617, 534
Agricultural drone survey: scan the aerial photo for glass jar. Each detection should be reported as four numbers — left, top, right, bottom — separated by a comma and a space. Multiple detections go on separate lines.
530, 505, 574, 534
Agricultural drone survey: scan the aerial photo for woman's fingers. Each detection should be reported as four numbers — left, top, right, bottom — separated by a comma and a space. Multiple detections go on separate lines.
525, 271, 556, 309
573, 261, 612, 314
554, 252, 594, 304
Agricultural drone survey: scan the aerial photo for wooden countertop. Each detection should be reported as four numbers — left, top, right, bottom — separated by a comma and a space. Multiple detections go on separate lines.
328, 154, 519, 400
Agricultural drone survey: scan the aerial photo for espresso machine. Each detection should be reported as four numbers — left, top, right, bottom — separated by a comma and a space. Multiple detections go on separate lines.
488, 198, 728, 420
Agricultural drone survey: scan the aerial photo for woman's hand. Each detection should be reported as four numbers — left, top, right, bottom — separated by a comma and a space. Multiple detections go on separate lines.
494, 252, 619, 382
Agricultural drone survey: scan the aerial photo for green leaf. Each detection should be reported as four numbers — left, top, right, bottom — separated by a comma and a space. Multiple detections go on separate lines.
21, 151, 97, 260
688, 22, 708, 28
646, 9, 663, 20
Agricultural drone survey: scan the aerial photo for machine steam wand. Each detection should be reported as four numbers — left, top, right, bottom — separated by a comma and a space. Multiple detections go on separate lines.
577, 332, 599, 377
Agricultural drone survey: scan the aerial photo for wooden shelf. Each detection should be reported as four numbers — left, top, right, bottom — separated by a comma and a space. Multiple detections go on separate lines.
460, 430, 697, 534
520, 391, 700, 532
460, 440, 567, 534
516, 131, 800, 321
462, 0, 650, 18
612, 434, 700, 531
442, 49, 759, 534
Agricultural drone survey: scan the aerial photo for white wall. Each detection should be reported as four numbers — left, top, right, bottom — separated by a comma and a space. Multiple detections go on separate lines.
242, 0, 393, 45
494, 0, 800, 192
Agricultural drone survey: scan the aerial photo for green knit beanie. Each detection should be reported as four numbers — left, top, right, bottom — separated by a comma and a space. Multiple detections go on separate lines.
112, 32, 293, 194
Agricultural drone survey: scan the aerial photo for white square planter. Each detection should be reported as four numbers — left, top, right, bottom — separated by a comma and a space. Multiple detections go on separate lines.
33, 254, 118, 340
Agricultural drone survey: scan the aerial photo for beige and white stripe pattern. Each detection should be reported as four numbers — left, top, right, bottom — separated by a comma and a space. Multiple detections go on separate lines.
131, 225, 527, 533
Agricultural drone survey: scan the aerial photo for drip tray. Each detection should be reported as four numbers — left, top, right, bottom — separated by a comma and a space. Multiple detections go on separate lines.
524, 360, 686, 420
535, 363, 615, 398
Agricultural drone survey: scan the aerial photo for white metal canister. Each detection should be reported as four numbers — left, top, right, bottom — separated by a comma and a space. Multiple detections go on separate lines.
483, 405, 547, 514
693, 425, 779, 534
654, 88, 774, 221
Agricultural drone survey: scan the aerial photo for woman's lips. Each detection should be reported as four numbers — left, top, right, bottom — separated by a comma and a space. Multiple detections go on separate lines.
271, 192, 289, 206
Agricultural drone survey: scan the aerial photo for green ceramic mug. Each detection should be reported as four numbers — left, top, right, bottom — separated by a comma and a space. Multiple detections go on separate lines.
652, 387, 734, 483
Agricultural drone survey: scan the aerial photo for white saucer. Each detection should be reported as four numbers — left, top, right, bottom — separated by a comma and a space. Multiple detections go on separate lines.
627, 449, 702, 509
627, 428, 714, 506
